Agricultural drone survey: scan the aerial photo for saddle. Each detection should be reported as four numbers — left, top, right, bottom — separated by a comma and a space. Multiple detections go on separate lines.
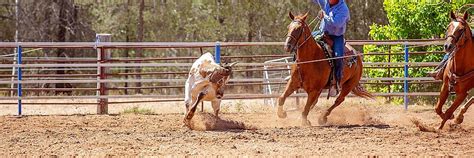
313, 32, 358, 91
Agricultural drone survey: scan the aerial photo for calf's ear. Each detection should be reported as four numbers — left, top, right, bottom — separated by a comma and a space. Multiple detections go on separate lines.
227, 62, 238, 67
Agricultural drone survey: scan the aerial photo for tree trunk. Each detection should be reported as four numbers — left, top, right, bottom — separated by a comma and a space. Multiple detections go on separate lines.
135, 0, 145, 94
54, 0, 68, 95
124, 0, 131, 95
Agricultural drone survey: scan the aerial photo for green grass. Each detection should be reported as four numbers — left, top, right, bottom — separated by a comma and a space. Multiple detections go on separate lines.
121, 106, 155, 115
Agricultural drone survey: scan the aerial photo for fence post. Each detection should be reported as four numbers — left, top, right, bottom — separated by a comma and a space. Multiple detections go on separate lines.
387, 46, 392, 102
17, 45, 22, 116
200, 47, 204, 112
215, 41, 221, 64
96, 34, 111, 114
404, 44, 409, 110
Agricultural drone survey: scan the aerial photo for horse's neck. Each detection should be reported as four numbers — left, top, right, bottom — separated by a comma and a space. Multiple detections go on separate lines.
453, 36, 474, 74
296, 34, 325, 61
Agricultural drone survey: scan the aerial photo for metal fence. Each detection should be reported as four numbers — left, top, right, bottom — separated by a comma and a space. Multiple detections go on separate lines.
0, 38, 445, 115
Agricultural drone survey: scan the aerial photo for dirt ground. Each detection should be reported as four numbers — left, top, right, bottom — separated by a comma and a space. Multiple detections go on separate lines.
1, 98, 474, 157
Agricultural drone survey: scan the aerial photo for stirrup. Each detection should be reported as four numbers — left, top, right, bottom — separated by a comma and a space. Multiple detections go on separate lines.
329, 86, 337, 97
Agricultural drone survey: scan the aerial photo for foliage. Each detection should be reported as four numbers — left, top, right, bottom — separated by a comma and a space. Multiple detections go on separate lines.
364, 1, 469, 104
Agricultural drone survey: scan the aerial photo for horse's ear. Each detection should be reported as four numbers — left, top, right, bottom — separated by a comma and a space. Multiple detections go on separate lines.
289, 11, 295, 20
450, 11, 457, 21
463, 11, 469, 21
302, 11, 309, 22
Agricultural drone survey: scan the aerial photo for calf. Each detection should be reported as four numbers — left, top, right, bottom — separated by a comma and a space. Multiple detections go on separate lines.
184, 52, 236, 126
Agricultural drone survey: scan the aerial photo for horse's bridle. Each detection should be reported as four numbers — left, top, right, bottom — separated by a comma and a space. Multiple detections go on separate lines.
286, 19, 313, 87
287, 20, 313, 53
446, 19, 472, 81
447, 29, 466, 47
446, 19, 469, 51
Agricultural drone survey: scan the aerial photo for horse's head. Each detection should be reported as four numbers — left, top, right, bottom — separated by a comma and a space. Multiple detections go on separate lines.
445, 11, 471, 52
285, 11, 309, 52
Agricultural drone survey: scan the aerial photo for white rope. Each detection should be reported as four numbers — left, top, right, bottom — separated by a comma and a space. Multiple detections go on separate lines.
0, 48, 43, 57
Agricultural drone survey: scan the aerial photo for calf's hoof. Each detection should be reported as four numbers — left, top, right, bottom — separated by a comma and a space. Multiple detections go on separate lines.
302, 119, 312, 127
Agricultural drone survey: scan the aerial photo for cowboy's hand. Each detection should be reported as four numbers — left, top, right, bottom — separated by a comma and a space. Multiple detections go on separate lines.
318, 10, 325, 19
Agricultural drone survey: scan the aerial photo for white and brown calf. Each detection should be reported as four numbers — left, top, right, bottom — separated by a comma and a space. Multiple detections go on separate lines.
183, 53, 236, 126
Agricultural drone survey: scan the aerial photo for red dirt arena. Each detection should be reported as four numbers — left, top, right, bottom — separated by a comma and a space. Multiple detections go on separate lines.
0, 98, 473, 157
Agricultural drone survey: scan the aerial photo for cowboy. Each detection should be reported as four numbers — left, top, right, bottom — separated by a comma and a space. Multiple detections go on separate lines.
314, 0, 350, 92
427, 54, 449, 80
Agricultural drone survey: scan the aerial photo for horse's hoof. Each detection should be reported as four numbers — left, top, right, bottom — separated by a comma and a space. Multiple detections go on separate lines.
183, 119, 192, 128
277, 110, 287, 118
455, 116, 464, 124
318, 116, 328, 125
302, 119, 312, 126
438, 120, 448, 130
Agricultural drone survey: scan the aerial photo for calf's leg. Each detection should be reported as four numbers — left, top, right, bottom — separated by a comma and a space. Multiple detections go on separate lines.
184, 91, 206, 127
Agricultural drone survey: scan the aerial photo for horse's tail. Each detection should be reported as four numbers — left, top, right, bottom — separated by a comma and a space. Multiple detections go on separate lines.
351, 83, 375, 100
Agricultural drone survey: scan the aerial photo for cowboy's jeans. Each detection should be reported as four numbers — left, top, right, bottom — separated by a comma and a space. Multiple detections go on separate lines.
329, 35, 344, 82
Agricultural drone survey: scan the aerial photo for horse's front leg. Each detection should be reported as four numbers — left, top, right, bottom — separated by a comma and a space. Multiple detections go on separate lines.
301, 90, 322, 126
277, 76, 299, 118
435, 80, 450, 119
439, 92, 468, 129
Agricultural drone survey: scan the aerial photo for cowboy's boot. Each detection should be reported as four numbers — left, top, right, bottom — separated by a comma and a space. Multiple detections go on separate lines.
427, 56, 449, 80
335, 59, 343, 94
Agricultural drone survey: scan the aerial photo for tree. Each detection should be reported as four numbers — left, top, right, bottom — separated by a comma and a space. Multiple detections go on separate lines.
364, 1, 468, 104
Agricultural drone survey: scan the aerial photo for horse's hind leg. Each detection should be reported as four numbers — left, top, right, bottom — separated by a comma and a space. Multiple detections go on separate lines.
319, 79, 355, 125
435, 81, 450, 119
301, 90, 322, 126
455, 97, 474, 124
439, 92, 468, 129
277, 79, 299, 118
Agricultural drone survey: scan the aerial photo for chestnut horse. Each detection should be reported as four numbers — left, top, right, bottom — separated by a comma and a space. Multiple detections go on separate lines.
278, 12, 373, 126
435, 11, 474, 129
